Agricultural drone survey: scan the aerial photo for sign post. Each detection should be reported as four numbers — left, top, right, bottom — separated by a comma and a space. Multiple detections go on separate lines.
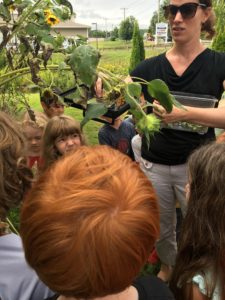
155, 22, 168, 44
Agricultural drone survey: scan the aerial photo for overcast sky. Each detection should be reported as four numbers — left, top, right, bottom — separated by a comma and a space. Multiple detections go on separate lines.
70, 0, 159, 30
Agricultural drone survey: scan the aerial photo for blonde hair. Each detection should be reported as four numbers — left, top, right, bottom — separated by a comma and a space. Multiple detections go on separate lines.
41, 115, 86, 171
21, 145, 160, 298
22, 110, 48, 130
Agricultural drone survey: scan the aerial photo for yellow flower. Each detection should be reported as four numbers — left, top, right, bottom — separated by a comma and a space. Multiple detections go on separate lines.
44, 9, 52, 16
46, 14, 60, 26
9, 4, 16, 12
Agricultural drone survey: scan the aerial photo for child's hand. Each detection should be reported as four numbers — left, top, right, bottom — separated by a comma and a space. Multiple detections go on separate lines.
95, 77, 103, 98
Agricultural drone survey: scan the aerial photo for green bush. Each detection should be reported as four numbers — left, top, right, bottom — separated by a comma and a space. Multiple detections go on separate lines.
129, 20, 145, 73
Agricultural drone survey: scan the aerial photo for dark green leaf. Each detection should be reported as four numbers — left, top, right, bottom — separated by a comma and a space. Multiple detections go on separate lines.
25, 23, 40, 35
53, 0, 73, 14
68, 45, 100, 87
147, 79, 173, 113
81, 102, 107, 128
41, 35, 56, 46
52, 7, 70, 20
0, 4, 11, 22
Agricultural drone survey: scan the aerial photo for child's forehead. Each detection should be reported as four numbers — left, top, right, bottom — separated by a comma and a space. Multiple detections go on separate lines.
57, 128, 79, 137
24, 124, 43, 134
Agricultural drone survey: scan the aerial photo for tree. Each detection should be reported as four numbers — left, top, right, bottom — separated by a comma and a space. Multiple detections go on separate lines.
89, 30, 106, 38
148, 0, 169, 36
212, 0, 225, 51
129, 21, 145, 73
119, 16, 136, 41
110, 27, 119, 40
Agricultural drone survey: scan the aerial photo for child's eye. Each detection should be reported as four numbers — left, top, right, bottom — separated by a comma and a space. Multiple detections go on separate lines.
72, 133, 79, 138
56, 137, 65, 143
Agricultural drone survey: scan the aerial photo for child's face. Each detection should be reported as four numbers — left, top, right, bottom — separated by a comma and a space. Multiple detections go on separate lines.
55, 133, 81, 156
41, 101, 64, 118
24, 126, 43, 156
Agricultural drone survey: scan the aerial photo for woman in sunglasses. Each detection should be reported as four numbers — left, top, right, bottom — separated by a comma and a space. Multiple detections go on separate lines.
129, 0, 225, 283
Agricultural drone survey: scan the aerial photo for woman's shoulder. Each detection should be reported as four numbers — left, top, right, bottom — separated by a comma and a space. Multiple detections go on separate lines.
206, 48, 225, 62
133, 275, 175, 300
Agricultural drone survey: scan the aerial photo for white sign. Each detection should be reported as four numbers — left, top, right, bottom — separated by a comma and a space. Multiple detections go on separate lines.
155, 22, 168, 43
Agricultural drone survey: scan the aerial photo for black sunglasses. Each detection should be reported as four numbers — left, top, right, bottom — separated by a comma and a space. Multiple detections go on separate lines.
163, 2, 207, 20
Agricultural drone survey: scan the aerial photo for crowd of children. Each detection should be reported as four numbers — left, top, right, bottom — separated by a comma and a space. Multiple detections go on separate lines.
1, 94, 225, 299
1, 0, 225, 293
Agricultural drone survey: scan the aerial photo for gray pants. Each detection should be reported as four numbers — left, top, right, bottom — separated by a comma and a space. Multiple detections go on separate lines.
140, 161, 188, 266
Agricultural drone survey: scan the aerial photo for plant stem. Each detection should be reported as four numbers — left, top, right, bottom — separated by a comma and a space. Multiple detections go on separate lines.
129, 76, 149, 85
126, 89, 146, 118
0, 66, 71, 87
0, 65, 69, 79
6, 217, 19, 235
97, 66, 123, 82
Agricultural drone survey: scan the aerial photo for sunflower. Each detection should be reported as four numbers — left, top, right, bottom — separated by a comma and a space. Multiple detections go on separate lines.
46, 14, 60, 26
9, 4, 16, 12
44, 9, 51, 17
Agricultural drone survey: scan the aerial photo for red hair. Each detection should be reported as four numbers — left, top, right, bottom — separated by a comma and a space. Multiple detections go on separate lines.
20, 145, 159, 298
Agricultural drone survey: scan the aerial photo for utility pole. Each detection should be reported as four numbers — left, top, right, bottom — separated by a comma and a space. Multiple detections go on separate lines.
91, 22, 98, 49
104, 18, 108, 39
121, 7, 128, 21
158, 0, 160, 23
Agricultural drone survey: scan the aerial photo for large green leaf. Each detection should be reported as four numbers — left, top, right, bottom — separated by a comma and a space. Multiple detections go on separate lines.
52, 6, 71, 21
147, 79, 173, 113
25, 23, 40, 35
41, 34, 56, 46
67, 45, 100, 87
81, 102, 107, 128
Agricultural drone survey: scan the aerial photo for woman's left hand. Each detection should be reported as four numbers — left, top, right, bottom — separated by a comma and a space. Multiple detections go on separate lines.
153, 100, 187, 123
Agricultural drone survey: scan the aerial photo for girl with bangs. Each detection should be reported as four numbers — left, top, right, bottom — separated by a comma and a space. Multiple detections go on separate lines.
41, 115, 86, 172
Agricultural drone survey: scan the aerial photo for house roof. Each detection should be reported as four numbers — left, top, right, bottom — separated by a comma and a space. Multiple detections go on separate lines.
53, 20, 91, 29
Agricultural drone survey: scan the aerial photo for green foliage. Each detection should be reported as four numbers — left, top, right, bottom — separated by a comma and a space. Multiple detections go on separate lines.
212, 30, 225, 52
119, 16, 136, 41
212, 0, 225, 51
111, 27, 119, 40
0, 83, 28, 117
129, 21, 145, 73
0, 49, 7, 69
81, 102, 107, 128
89, 29, 107, 38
